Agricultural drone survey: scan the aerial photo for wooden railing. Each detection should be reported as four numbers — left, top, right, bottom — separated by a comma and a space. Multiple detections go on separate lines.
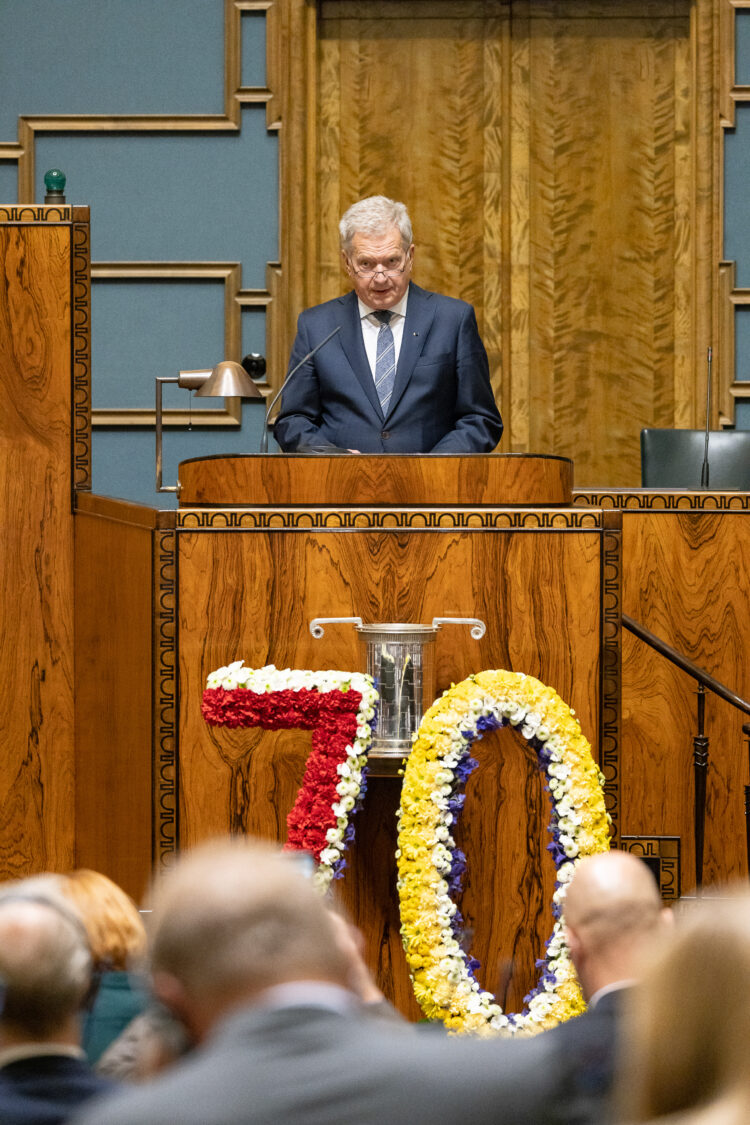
623, 614, 750, 890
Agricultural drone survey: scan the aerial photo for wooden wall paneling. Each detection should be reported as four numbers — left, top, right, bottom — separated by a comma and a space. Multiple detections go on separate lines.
316, 1, 508, 357
524, 2, 693, 486
177, 517, 604, 1015
509, 4, 532, 451
74, 496, 164, 900
279, 0, 722, 486
0, 219, 75, 877
621, 509, 750, 887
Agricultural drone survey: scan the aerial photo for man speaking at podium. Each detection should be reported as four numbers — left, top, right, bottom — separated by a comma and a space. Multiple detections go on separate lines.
273, 196, 503, 454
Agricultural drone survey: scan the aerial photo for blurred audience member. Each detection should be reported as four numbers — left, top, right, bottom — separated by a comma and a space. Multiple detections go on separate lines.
617, 890, 750, 1124
60, 870, 148, 1064
0, 890, 115, 1123
538, 849, 671, 1125
96, 904, 394, 1084
95, 1002, 190, 1083
74, 837, 562, 1125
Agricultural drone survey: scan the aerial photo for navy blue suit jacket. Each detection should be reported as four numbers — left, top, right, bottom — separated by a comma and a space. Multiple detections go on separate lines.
273, 283, 503, 453
0, 1053, 115, 1124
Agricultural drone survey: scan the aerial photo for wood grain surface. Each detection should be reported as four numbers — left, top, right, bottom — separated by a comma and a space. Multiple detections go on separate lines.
0, 224, 75, 877
178, 524, 602, 1014
74, 510, 155, 901
621, 509, 750, 888
277, 0, 716, 491
177, 453, 573, 506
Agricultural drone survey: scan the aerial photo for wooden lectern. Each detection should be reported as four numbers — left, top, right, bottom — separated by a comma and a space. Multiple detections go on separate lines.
76, 452, 619, 1018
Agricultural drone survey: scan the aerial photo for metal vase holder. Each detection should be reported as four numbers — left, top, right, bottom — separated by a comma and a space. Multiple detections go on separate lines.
309, 616, 486, 758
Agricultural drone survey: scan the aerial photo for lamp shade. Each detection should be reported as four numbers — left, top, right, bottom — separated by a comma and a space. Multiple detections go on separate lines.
193, 360, 263, 399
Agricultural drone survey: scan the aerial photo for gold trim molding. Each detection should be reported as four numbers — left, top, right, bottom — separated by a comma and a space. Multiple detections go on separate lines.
718, 2, 750, 424
91, 261, 273, 427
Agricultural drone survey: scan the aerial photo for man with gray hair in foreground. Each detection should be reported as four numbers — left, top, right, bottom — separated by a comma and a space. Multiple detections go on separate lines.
0, 891, 114, 1123
75, 837, 561, 1125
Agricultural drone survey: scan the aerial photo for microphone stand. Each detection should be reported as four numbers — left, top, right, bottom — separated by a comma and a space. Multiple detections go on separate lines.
700, 345, 712, 488
260, 326, 341, 453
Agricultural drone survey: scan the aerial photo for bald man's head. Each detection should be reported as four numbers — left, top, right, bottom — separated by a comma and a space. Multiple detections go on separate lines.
563, 851, 667, 999
0, 897, 92, 1040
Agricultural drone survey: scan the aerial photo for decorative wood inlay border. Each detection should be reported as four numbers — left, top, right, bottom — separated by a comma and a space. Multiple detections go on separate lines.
153, 530, 179, 871
620, 836, 681, 902
0, 208, 93, 491
0, 205, 74, 223
72, 219, 92, 490
573, 490, 750, 511
91, 262, 272, 426
600, 511, 622, 845
176, 507, 605, 531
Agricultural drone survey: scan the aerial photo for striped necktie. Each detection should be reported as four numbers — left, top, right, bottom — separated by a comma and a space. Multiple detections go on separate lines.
373, 310, 395, 415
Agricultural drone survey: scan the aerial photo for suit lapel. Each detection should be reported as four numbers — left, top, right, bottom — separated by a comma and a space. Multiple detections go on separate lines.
337, 291, 384, 419
385, 283, 435, 421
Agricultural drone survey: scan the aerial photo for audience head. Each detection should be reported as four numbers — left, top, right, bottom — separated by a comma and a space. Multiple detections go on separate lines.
61, 868, 147, 972
562, 849, 668, 999
146, 838, 352, 1042
619, 890, 750, 1122
0, 890, 93, 1042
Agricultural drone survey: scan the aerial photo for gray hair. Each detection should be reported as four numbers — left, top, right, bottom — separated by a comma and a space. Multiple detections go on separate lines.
339, 195, 413, 253
0, 893, 93, 1037
149, 838, 350, 1002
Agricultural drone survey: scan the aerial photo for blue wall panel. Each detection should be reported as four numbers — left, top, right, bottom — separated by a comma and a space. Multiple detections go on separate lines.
0, 0, 224, 137
92, 281, 225, 408
0, 1, 278, 505
737, 11, 750, 88
35, 117, 277, 279
241, 11, 267, 86
0, 164, 16, 200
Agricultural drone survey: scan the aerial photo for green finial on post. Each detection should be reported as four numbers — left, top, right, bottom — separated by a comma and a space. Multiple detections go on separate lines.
44, 169, 66, 204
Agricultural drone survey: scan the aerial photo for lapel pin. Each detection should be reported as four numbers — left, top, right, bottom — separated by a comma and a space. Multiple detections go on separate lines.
413, 331, 419, 337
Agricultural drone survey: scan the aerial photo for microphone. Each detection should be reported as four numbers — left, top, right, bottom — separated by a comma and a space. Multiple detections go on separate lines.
700, 345, 712, 488
260, 326, 342, 453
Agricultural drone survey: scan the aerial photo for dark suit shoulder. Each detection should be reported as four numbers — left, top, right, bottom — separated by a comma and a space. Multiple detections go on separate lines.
298, 291, 356, 322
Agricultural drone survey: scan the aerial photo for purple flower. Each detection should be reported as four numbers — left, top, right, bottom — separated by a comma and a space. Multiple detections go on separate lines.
454, 756, 479, 785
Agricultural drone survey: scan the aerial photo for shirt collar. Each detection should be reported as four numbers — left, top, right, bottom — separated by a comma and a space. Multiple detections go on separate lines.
587, 979, 635, 1009
0, 1043, 85, 1070
358, 288, 409, 323
254, 981, 357, 1014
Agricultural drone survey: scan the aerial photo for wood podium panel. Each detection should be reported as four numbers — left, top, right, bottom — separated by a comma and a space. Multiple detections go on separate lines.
177, 453, 573, 507
0, 208, 91, 879
175, 502, 611, 1016
575, 490, 750, 890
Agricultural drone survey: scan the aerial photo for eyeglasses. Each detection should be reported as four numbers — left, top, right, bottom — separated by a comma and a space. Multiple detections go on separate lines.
348, 255, 410, 279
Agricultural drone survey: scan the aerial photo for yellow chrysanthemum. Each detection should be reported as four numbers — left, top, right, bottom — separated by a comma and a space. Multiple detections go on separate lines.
397, 669, 610, 1037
